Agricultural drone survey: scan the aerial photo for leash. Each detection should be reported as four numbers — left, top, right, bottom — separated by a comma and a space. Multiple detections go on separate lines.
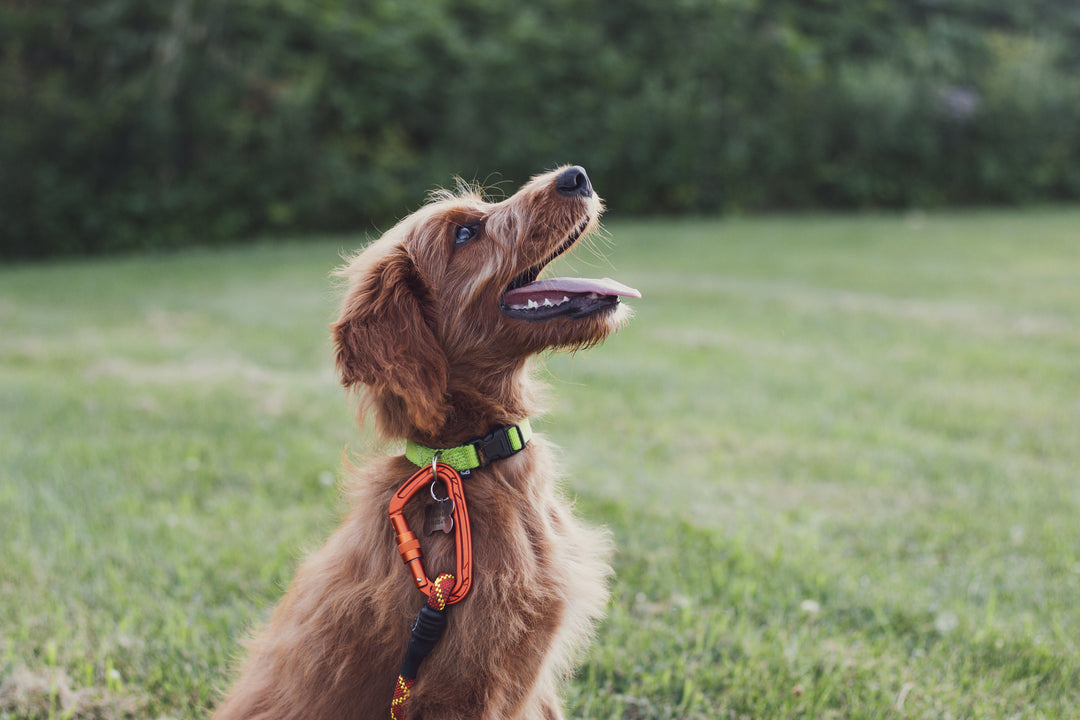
386, 422, 531, 719
389, 571, 456, 720
388, 461, 471, 720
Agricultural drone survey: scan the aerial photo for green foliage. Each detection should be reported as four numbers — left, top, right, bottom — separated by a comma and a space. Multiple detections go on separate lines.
3, 0, 1080, 258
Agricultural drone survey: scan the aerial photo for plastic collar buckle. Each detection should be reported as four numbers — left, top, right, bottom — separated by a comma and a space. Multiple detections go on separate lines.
473, 426, 518, 465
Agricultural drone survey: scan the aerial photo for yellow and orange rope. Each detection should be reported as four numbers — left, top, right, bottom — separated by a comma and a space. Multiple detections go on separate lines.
390, 573, 456, 720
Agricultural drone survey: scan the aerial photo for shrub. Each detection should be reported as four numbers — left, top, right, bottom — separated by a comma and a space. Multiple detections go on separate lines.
2, 0, 1078, 258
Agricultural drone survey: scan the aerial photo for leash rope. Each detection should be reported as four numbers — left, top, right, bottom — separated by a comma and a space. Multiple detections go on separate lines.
390, 573, 455, 720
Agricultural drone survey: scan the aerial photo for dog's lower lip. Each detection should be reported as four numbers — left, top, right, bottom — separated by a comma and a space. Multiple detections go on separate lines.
501, 292, 622, 321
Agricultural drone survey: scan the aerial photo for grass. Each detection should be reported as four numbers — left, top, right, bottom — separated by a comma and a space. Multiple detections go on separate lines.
2, 208, 1079, 719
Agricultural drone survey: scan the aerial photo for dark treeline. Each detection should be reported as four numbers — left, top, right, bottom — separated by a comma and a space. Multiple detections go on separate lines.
3, 0, 1080, 258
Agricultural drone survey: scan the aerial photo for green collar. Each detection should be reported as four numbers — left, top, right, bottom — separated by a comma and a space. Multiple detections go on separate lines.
405, 419, 532, 472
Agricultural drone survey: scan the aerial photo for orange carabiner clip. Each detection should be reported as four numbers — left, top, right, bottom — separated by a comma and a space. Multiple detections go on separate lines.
387, 462, 472, 605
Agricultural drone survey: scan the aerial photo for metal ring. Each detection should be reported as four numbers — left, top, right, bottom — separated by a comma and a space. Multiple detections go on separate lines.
429, 452, 450, 501
430, 480, 450, 502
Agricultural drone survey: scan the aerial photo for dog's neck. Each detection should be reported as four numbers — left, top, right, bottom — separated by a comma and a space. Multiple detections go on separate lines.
411, 359, 538, 448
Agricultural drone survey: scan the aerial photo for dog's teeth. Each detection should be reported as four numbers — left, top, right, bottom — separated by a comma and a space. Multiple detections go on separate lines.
510, 295, 573, 311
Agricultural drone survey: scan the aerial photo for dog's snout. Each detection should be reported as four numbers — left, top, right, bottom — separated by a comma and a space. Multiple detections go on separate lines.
555, 166, 593, 198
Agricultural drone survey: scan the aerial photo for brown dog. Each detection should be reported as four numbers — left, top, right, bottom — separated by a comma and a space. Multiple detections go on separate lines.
211, 166, 638, 720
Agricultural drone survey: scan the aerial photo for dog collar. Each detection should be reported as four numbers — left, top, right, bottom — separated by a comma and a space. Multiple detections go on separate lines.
404, 419, 532, 472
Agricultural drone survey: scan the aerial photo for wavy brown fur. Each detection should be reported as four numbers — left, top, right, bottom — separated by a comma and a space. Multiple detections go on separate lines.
211, 167, 632, 720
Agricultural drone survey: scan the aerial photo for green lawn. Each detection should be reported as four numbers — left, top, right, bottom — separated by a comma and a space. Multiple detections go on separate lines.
2, 210, 1079, 719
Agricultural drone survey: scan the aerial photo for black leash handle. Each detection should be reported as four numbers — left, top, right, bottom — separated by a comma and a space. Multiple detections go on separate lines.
398, 603, 448, 681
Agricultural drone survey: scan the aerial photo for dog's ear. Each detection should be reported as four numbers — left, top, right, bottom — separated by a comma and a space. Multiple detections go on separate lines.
332, 247, 449, 436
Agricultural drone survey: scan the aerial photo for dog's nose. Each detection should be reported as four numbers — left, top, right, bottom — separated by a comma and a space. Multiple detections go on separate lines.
555, 166, 593, 198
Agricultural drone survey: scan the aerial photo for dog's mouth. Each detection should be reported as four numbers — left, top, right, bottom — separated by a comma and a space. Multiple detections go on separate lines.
499, 216, 641, 322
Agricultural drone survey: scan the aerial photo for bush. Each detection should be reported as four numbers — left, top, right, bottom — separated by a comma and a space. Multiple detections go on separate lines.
2, 0, 1079, 258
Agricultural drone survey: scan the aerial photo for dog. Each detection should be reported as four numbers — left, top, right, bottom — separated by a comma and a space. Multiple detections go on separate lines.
211, 166, 639, 720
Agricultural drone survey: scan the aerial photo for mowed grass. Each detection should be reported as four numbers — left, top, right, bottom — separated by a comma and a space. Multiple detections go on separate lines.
2, 209, 1079, 719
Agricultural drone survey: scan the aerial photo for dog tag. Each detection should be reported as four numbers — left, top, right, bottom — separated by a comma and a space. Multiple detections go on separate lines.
424, 497, 455, 535
424, 480, 455, 535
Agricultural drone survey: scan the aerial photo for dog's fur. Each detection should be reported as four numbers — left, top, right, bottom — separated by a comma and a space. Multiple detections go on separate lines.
211, 167, 633, 720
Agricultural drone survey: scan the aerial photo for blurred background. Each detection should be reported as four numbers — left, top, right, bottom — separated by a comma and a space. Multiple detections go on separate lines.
3, 0, 1080, 260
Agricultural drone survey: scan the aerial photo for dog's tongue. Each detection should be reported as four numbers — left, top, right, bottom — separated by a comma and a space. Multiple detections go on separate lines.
503, 277, 641, 307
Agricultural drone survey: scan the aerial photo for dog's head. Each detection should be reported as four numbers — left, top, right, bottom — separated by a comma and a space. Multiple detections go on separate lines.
332, 166, 638, 440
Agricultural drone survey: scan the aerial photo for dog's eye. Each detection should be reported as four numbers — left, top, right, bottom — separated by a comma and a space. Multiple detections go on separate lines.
454, 224, 478, 246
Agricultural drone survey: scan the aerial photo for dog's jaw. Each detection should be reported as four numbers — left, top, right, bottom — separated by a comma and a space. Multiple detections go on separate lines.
500, 275, 640, 321
499, 214, 640, 323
